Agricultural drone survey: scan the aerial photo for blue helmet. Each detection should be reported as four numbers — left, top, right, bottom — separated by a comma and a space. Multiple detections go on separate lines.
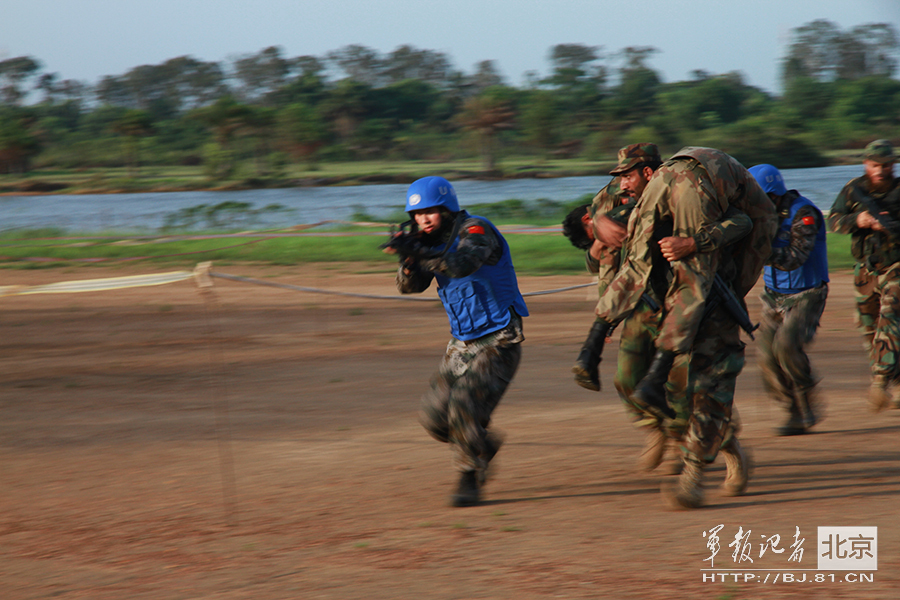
405, 176, 459, 213
749, 164, 787, 196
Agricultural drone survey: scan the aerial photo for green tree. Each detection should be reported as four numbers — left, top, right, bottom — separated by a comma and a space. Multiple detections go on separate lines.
190, 97, 254, 179
382, 45, 453, 88
519, 90, 558, 157
0, 56, 41, 106
277, 102, 327, 168
232, 46, 290, 105
111, 109, 155, 176
0, 109, 40, 173
782, 20, 900, 85
606, 47, 661, 125
327, 45, 384, 87
546, 43, 605, 90
458, 87, 516, 172
320, 80, 373, 150
657, 72, 764, 132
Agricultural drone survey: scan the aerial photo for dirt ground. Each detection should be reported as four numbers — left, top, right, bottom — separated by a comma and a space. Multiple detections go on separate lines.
2, 264, 898, 599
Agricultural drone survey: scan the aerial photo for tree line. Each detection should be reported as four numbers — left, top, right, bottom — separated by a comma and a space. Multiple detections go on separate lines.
1, 19, 898, 178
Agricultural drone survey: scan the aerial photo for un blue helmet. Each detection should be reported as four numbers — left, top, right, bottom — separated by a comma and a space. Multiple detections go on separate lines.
405, 176, 459, 213
749, 164, 787, 196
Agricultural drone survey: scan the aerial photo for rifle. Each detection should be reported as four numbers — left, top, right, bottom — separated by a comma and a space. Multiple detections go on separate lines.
379, 213, 465, 260
703, 273, 759, 340
640, 292, 660, 312
379, 219, 417, 254
852, 181, 900, 240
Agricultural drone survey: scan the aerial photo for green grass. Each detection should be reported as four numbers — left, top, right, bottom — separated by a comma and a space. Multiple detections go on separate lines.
0, 227, 858, 275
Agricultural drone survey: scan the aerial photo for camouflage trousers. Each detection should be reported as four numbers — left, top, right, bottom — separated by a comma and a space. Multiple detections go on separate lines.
854, 262, 900, 379
614, 302, 690, 439
758, 284, 828, 405
678, 305, 746, 464
419, 324, 523, 474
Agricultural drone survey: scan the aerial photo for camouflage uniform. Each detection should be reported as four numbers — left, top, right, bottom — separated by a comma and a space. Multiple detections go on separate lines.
758, 189, 829, 434
827, 142, 900, 403
595, 147, 776, 471
398, 212, 526, 477
585, 178, 751, 438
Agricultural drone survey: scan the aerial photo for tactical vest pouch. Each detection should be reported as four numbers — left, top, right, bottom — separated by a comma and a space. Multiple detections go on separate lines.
438, 280, 506, 339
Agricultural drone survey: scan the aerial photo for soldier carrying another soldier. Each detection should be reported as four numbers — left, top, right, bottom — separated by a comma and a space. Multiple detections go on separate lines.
563, 144, 753, 475
583, 146, 777, 509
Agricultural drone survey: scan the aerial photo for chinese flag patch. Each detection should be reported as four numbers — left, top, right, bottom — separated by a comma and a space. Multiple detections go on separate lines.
468, 225, 485, 235
802, 215, 816, 226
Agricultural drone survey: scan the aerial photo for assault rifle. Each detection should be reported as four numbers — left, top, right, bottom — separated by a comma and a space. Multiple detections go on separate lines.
852, 181, 900, 241
379, 213, 464, 259
379, 219, 417, 254
703, 273, 759, 340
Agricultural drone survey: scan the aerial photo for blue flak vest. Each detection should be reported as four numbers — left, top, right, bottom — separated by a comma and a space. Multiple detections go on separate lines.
764, 194, 829, 294
433, 214, 529, 341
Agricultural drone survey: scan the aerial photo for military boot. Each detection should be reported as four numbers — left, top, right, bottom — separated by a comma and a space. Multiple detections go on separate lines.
868, 375, 892, 413
775, 401, 807, 436
660, 440, 684, 476
572, 319, 611, 391
477, 432, 504, 486
638, 425, 668, 472
662, 456, 705, 509
720, 438, 751, 497
797, 386, 823, 430
450, 471, 480, 507
633, 350, 677, 420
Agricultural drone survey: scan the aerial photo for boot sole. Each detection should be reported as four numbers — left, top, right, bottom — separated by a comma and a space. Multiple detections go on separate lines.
572, 366, 600, 391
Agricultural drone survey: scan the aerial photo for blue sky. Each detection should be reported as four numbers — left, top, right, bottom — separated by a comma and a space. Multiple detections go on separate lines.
3, 0, 899, 93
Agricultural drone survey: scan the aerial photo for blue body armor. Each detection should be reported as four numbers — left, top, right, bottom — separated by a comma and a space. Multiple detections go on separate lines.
433, 215, 528, 341
764, 195, 829, 294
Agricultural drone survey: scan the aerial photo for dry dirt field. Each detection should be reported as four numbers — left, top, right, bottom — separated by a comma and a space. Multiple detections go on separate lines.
1, 264, 898, 599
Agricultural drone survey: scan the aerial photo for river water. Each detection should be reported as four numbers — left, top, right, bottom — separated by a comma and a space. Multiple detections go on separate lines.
0, 165, 862, 233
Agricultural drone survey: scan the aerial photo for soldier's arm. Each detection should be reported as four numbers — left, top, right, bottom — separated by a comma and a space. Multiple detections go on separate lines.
769, 205, 821, 271
693, 204, 752, 252
396, 258, 435, 294
593, 188, 661, 326
656, 174, 725, 354
659, 205, 752, 261
827, 183, 863, 234
418, 218, 501, 277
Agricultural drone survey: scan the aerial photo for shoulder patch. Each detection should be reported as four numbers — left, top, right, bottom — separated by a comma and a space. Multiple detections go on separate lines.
467, 225, 485, 235
802, 215, 816, 226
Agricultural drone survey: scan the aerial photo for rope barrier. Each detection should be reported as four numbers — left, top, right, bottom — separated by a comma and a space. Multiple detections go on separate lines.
209, 271, 438, 302
209, 270, 593, 301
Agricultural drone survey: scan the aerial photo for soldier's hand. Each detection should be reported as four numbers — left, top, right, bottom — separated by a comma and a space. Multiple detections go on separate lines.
593, 215, 627, 250
588, 239, 609, 262
658, 236, 697, 262
857, 210, 886, 231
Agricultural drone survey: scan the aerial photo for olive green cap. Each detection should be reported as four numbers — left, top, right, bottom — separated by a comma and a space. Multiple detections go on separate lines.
609, 143, 661, 175
864, 139, 896, 164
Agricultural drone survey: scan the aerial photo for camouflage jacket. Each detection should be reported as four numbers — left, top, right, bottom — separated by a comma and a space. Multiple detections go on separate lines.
586, 178, 631, 297
594, 147, 776, 354
828, 174, 900, 272
588, 180, 753, 308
